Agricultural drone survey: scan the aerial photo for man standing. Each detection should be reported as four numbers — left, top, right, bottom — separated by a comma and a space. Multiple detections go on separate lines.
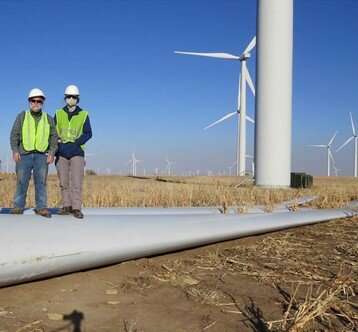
10, 88, 58, 218
55, 85, 92, 219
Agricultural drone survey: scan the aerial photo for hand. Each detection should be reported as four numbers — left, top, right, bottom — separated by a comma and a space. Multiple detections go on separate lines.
47, 154, 54, 164
13, 152, 21, 162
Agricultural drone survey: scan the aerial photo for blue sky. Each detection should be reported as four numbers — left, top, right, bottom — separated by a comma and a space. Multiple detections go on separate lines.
0, 0, 357, 176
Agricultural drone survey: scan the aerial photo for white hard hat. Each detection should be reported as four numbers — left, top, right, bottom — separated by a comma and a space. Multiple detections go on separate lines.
28, 88, 46, 100
64, 85, 80, 96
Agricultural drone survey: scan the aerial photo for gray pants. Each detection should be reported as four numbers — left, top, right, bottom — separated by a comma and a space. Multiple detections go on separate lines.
56, 156, 84, 210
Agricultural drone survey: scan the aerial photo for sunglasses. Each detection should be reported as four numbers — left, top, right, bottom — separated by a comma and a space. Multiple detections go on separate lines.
29, 99, 44, 105
65, 95, 79, 100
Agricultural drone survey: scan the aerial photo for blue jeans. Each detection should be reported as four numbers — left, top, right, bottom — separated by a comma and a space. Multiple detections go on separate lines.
14, 153, 48, 209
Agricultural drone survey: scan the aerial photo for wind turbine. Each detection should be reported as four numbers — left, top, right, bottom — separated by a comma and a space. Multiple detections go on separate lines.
246, 154, 255, 177
227, 164, 234, 176
309, 131, 338, 176
165, 158, 174, 176
5, 153, 11, 174
129, 153, 141, 177
175, 36, 256, 176
84, 152, 95, 171
336, 112, 357, 177
332, 163, 341, 177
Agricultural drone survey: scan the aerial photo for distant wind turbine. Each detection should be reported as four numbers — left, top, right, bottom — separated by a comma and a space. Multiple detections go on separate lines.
246, 154, 255, 177
175, 36, 256, 176
5, 153, 12, 173
165, 158, 174, 176
336, 112, 357, 177
309, 131, 338, 176
129, 153, 142, 176
227, 165, 234, 176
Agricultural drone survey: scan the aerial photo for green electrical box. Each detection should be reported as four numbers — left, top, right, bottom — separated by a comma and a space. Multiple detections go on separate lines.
290, 172, 313, 188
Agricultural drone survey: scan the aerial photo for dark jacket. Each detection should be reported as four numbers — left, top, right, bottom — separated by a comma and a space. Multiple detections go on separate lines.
54, 106, 92, 159
10, 110, 58, 155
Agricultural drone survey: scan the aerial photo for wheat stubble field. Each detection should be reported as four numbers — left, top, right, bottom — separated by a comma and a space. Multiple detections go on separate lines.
0, 175, 357, 331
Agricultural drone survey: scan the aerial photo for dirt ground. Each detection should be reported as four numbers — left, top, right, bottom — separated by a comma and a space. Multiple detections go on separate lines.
0, 216, 357, 332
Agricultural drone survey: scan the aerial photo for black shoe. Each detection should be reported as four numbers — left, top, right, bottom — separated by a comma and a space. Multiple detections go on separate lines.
35, 208, 52, 218
11, 208, 24, 215
59, 206, 72, 215
72, 209, 84, 219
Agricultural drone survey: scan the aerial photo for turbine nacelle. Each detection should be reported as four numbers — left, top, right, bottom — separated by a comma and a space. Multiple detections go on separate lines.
239, 53, 251, 61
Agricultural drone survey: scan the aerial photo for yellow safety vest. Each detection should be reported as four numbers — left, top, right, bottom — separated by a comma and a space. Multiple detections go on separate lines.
55, 109, 88, 150
22, 111, 50, 152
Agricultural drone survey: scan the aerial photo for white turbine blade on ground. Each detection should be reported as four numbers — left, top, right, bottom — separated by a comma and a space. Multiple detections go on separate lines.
243, 36, 256, 55
246, 114, 255, 123
309, 145, 326, 148
174, 51, 239, 60
243, 63, 255, 96
328, 131, 338, 146
350, 112, 356, 136
336, 136, 354, 152
204, 111, 237, 130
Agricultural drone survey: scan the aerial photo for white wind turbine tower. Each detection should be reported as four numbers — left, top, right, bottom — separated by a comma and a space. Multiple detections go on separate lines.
129, 153, 141, 177
309, 132, 338, 176
336, 112, 357, 177
165, 158, 174, 176
175, 36, 256, 176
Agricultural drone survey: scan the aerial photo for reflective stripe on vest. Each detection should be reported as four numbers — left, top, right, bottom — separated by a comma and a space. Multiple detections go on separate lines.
55, 109, 88, 149
22, 111, 50, 152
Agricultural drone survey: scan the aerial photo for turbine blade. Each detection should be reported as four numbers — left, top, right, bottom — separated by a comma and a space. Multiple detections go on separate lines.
244, 63, 255, 96
309, 145, 326, 148
243, 36, 256, 54
350, 112, 356, 136
237, 74, 241, 110
204, 111, 237, 130
174, 51, 239, 60
328, 149, 336, 165
336, 136, 354, 152
328, 131, 338, 145
246, 114, 255, 124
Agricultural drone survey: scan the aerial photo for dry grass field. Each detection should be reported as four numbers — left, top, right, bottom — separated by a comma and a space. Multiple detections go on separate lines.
0, 173, 357, 209
0, 175, 357, 331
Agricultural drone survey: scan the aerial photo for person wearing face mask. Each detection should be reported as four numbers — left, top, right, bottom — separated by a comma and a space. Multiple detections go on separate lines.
10, 88, 58, 218
54, 85, 92, 219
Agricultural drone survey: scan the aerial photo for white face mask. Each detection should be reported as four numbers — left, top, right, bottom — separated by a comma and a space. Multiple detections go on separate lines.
65, 96, 78, 107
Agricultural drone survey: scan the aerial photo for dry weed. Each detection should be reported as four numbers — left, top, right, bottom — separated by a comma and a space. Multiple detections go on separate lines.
0, 174, 357, 208
267, 273, 357, 331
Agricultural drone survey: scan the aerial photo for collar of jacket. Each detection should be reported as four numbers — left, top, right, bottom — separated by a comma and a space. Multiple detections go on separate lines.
63, 105, 83, 117
30, 110, 43, 117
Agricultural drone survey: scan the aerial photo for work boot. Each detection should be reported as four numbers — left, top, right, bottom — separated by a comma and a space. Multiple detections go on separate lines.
35, 208, 52, 218
11, 208, 24, 215
58, 206, 72, 215
72, 209, 84, 219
